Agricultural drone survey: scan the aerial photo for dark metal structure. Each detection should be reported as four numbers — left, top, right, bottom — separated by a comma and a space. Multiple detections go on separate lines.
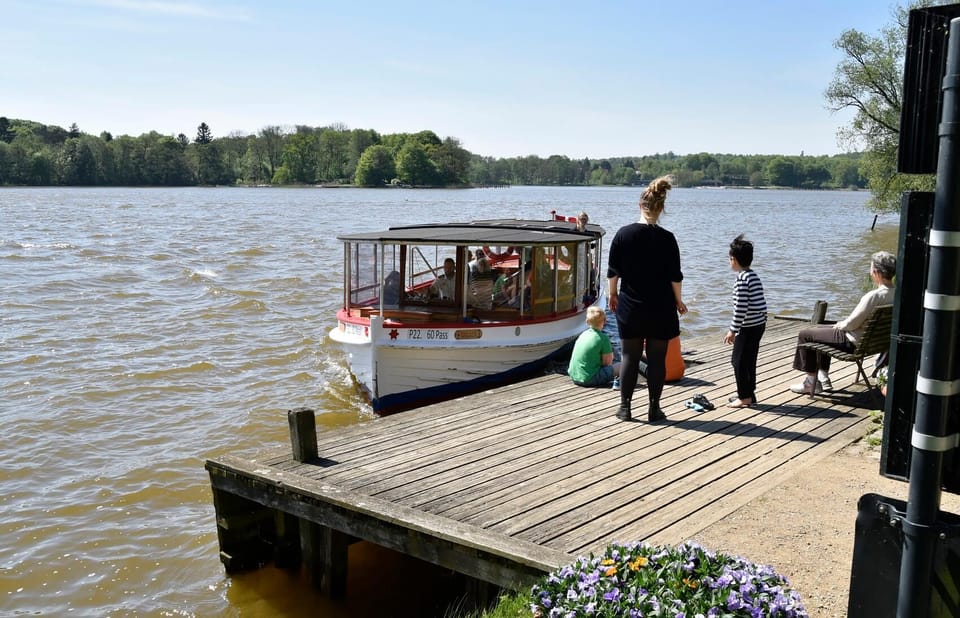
849, 5, 960, 618
896, 11, 960, 608
851, 6, 960, 617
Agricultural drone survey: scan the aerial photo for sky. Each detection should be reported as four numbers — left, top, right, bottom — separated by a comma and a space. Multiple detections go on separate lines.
5, 0, 899, 159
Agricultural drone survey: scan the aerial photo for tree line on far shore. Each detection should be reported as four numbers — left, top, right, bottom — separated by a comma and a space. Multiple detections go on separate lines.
0, 116, 865, 190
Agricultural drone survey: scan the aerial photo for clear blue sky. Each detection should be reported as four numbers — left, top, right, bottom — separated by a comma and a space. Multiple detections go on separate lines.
5, 0, 897, 158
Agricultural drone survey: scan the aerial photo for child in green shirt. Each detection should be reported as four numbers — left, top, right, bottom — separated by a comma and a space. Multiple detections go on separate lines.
568, 306, 621, 387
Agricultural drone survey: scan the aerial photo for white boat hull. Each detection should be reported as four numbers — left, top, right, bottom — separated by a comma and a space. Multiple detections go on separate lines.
328, 306, 599, 414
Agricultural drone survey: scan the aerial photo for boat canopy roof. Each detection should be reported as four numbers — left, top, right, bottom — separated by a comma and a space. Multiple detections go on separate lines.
336, 219, 605, 246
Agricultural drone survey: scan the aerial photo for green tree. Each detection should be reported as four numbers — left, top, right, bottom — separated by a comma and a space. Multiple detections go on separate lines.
28, 151, 54, 184
279, 132, 316, 184
317, 126, 349, 182
354, 145, 396, 186
254, 126, 285, 180
0, 117, 13, 143
57, 137, 97, 185
765, 157, 797, 187
396, 141, 437, 185
0, 142, 10, 184
217, 131, 249, 184
832, 157, 865, 188
145, 136, 193, 185
347, 128, 379, 179
242, 136, 270, 184
195, 122, 213, 145
432, 137, 470, 185
825, 2, 941, 211
800, 162, 832, 188
194, 122, 216, 184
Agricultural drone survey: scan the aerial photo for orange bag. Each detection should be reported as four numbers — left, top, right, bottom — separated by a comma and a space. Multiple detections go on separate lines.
665, 336, 686, 382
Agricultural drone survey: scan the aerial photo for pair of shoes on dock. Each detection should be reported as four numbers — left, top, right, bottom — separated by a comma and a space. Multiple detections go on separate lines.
684, 394, 715, 412
692, 393, 715, 410
789, 376, 822, 396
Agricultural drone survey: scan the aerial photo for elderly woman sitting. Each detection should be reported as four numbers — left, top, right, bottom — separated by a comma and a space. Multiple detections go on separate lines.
789, 250, 896, 395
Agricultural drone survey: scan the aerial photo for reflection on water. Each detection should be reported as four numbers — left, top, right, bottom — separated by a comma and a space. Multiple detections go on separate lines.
0, 186, 895, 616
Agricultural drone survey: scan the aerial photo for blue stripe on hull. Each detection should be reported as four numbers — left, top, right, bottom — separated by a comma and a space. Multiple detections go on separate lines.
371, 342, 574, 416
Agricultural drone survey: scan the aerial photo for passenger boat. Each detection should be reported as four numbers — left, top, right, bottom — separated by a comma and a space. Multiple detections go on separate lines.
328, 212, 605, 414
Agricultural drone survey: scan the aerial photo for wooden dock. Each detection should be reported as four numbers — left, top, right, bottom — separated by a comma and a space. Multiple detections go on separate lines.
206, 317, 883, 598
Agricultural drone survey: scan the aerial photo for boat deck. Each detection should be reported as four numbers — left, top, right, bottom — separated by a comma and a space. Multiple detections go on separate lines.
206, 316, 883, 592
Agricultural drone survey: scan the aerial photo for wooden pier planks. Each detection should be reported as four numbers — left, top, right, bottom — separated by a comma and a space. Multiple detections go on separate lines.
206, 317, 882, 590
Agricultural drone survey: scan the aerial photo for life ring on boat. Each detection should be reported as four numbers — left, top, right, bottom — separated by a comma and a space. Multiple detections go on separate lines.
482, 246, 516, 260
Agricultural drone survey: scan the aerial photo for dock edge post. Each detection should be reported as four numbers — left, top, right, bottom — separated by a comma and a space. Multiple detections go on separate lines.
810, 300, 828, 324
288, 407, 318, 463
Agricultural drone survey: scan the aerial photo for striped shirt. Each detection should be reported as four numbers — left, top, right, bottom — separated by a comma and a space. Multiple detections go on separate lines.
730, 269, 767, 332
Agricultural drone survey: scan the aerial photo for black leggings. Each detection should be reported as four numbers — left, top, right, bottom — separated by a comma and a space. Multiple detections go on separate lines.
620, 337, 669, 411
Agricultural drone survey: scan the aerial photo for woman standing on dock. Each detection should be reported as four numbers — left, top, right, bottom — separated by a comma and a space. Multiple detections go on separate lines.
607, 176, 688, 422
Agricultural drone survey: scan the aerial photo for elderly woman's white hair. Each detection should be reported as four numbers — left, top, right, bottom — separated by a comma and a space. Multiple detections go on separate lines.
871, 251, 897, 280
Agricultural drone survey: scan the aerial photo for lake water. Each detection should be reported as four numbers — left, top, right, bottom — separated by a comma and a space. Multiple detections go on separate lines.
0, 186, 898, 616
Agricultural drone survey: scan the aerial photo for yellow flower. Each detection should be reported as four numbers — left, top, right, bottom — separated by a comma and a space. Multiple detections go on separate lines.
628, 557, 648, 571
683, 577, 699, 589
601, 559, 615, 566
604, 566, 618, 577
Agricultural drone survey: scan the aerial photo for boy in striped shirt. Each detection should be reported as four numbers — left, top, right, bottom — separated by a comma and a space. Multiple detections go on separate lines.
722, 235, 767, 408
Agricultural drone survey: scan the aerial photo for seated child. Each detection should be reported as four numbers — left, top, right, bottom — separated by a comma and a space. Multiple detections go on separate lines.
568, 306, 621, 387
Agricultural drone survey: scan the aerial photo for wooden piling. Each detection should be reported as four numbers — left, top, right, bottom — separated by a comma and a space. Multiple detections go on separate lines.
811, 300, 828, 324
288, 407, 318, 463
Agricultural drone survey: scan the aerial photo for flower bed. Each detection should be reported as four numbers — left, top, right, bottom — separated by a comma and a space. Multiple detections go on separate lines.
530, 540, 807, 617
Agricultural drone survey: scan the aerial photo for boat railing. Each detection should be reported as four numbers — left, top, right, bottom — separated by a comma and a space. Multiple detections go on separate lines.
348, 303, 587, 327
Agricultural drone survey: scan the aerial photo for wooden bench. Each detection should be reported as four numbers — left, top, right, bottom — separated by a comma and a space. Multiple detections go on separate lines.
799, 304, 894, 389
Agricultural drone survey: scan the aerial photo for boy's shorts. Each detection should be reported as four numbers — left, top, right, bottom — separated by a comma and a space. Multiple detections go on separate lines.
573, 365, 614, 387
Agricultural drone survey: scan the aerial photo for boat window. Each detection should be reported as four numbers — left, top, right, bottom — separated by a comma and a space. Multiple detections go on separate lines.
577, 240, 598, 305
556, 243, 577, 311
349, 243, 378, 306
347, 242, 400, 308
404, 244, 457, 304
529, 247, 556, 316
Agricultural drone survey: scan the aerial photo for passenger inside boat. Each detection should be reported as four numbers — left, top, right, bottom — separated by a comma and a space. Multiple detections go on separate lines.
468, 255, 496, 309
493, 267, 520, 307
382, 270, 400, 306
428, 258, 456, 300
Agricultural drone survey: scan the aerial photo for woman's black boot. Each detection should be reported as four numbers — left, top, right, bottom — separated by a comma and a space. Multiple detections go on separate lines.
648, 405, 666, 422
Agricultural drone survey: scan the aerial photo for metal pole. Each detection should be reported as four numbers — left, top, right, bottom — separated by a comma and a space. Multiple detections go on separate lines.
896, 16, 960, 617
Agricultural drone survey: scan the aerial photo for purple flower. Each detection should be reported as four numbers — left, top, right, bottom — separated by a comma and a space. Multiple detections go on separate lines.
603, 588, 621, 602
727, 591, 743, 610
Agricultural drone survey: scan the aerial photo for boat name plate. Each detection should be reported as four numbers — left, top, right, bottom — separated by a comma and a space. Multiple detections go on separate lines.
407, 328, 450, 340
